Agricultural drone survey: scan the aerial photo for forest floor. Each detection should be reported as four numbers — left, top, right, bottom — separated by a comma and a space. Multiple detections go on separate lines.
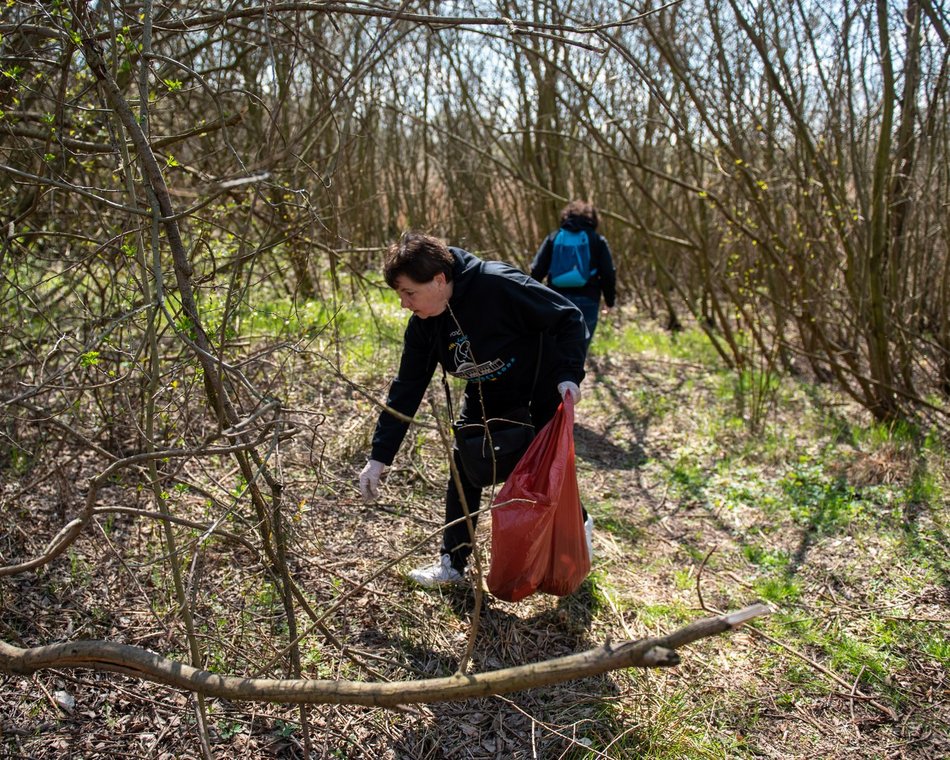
1, 310, 948, 759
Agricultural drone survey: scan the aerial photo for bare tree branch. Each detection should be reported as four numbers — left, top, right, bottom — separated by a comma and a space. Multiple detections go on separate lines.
0, 605, 770, 706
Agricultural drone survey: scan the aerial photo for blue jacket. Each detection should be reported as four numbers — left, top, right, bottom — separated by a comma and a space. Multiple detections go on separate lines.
370, 248, 587, 465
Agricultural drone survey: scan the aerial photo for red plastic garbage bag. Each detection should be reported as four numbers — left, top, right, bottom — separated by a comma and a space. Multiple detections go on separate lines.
486, 394, 590, 602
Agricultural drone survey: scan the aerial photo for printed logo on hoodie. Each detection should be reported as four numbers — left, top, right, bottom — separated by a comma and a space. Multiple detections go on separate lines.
448, 329, 514, 382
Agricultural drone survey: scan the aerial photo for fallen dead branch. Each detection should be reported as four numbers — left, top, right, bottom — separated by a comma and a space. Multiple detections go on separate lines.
0, 604, 768, 707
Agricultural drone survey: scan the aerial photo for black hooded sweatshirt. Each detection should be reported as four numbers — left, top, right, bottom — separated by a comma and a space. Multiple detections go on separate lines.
370, 247, 587, 466
530, 214, 617, 307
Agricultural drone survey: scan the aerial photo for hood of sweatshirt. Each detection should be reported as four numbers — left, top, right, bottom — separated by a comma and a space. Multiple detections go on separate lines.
561, 214, 595, 233
446, 246, 483, 304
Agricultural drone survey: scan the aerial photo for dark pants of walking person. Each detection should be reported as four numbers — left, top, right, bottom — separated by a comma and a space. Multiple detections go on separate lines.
565, 294, 599, 355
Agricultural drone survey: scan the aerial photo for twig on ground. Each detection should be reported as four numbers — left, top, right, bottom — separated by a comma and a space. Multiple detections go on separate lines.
694, 548, 896, 721
695, 545, 717, 612
851, 664, 866, 735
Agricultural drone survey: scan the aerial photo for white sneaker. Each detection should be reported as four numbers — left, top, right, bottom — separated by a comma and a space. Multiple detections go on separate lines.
584, 515, 594, 561
408, 554, 464, 587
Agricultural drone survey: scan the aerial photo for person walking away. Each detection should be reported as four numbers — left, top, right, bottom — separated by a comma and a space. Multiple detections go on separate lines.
530, 200, 617, 356
358, 232, 593, 586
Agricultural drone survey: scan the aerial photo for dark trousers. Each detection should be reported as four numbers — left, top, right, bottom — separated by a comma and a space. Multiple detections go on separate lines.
441, 390, 587, 571
565, 294, 599, 356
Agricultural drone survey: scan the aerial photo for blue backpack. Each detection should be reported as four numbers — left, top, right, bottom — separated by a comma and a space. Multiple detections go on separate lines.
549, 228, 595, 288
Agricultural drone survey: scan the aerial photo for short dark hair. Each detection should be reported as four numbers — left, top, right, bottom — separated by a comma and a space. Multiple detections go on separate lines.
383, 232, 454, 288
560, 199, 598, 229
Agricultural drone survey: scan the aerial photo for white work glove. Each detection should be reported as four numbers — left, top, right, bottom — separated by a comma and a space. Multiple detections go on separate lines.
359, 459, 386, 501
557, 381, 581, 404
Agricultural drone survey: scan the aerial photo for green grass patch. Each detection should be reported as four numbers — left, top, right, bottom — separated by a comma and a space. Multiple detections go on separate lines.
593, 321, 724, 368
906, 468, 942, 505
742, 543, 790, 571
708, 465, 782, 516
753, 575, 801, 605
579, 569, 617, 616
855, 418, 921, 448
779, 460, 862, 533
566, 690, 744, 759
595, 512, 645, 544
781, 660, 825, 691
826, 630, 902, 684
668, 459, 708, 503
923, 632, 950, 666
193, 272, 408, 375
634, 601, 695, 630
775, 613, 904, 695
672, 567, 694, 591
